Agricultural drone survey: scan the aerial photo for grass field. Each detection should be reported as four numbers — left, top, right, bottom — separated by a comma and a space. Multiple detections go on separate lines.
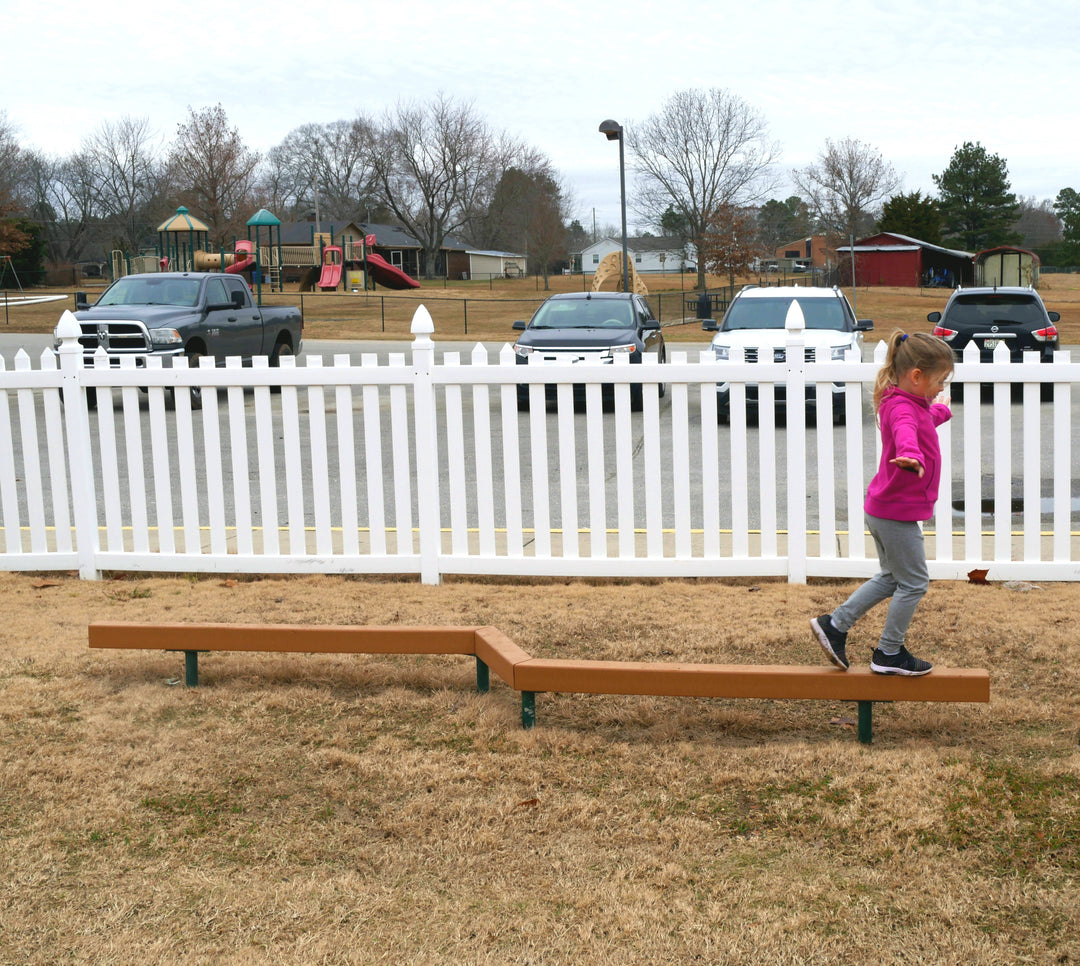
6, 272, 1080, 345
1, 570, 1078, 964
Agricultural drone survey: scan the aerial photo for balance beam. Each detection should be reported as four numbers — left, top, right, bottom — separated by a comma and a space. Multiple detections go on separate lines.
89, 622, 989, 744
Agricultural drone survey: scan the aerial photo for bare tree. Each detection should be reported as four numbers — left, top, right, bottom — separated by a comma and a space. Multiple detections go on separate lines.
370, 93, 522, 279
1011, 195, 1062, 250
83, 116, 165, 252
627, 88, 780, 290
475, 155, 574, 287
793, 137, 900, 246
23, 149, 104, 264
167, 104, 261, 246
264, 115, 379, 223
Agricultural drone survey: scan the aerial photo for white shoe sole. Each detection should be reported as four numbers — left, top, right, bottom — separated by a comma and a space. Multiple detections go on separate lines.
870, 662, 932, 676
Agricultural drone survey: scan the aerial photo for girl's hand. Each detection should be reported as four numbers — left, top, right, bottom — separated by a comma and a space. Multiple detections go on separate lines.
891, 456, 924, 477
934, 390, 951, 407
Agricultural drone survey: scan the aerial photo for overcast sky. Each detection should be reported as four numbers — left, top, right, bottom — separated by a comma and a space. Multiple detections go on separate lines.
6, 0, 1078, 234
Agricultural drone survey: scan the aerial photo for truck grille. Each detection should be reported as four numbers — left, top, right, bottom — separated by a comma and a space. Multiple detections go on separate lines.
76, 320, 152, 354
743, 347, 817, 363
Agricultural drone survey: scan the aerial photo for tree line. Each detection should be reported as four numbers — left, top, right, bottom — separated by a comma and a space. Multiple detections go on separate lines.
0, 97, 572, 285
2, 90, 1077, 290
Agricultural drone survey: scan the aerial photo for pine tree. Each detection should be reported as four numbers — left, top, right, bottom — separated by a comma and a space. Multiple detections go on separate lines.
877, 190, 942, 244
932, 142, 1020, 251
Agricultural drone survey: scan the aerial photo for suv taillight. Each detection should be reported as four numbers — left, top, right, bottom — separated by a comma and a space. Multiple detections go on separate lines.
1033, 325, 1058, 342
932, 325, 958, 342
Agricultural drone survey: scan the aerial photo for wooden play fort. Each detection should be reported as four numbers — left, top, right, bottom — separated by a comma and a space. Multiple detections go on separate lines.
89, 623, 990, 744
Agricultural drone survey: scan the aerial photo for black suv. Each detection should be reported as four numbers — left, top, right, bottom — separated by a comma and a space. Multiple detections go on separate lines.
927, 286, 1060, 363
512, 292, 666, 408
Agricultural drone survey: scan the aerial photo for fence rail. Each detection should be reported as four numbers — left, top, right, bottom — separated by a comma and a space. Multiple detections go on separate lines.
1, 306, 1078, 582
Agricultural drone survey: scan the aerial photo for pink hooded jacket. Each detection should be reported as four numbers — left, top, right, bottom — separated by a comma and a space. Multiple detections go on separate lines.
864, 386, 952, 522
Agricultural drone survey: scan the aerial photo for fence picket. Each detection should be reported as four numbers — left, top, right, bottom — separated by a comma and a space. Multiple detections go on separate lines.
39, 351, 73, 554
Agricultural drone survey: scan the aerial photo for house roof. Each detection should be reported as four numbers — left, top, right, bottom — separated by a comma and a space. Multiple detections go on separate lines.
277, 219, 469, 252
836, 232, 971, 260
577, 235, 690, 255
467, 249, 526, 259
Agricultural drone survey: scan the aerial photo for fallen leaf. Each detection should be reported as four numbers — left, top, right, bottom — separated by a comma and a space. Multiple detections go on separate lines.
967, 568, 989, 584
219, 579, 238, 588
513, 798, 539, 810
30, 579, 58, 589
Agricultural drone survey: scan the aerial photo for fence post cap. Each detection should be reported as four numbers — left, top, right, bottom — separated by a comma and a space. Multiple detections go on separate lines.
54, 309, 82, 342
411, 304, 434, 346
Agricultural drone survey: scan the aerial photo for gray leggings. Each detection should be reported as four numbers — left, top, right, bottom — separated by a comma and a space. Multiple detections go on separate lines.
831, 514, 929, 654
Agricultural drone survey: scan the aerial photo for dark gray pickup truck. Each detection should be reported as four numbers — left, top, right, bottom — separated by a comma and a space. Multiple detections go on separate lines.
64, 271, 304, 407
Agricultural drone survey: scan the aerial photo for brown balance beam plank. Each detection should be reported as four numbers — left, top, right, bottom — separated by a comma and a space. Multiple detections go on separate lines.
89, 622, 479, 686
513, 660, 990, 743
473, 626, 533, 695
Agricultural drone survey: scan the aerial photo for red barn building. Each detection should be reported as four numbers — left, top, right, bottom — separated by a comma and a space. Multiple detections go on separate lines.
836, 232, 973, 288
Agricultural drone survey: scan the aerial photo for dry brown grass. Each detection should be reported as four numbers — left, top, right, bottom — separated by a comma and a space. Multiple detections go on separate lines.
2, 570, 1078, 964
8, 272, 1080, 345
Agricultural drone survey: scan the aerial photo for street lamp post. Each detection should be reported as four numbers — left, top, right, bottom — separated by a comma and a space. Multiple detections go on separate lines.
598, 119, 629, 293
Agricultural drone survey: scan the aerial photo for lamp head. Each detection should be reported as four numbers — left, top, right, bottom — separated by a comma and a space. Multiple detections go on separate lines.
598, 119, 622, 141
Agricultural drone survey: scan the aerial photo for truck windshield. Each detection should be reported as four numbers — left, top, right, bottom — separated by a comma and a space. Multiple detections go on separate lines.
724, 297, 848, 331
98, 277, 201, 307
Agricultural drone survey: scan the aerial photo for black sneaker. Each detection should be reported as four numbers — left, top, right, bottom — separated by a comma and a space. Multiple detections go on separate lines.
870, 647, 933, 676
810, 614, 849, 670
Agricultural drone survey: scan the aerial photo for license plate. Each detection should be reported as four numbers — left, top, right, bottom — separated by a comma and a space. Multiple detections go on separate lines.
983, 339, 1000, 350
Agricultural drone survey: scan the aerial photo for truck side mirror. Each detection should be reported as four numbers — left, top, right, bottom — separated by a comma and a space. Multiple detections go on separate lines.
75, 291, 89, 310
702, 319, 718, 332
512, 320, 526, 330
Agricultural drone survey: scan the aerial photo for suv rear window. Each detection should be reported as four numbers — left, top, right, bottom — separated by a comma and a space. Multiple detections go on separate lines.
947, 294, 1043, 326
725, 297, 847, 331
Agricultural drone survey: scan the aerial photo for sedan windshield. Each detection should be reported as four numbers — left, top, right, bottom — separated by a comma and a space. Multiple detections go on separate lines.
529, 299, 634, 329
724, 297, 848, 331
98, 277, 201, 307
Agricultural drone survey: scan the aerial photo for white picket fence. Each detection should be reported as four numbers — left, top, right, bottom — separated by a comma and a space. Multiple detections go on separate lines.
1, 306, 1078, 583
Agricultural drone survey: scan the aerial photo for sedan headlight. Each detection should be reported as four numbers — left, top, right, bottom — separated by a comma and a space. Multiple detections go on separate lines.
513, 343, 534, 358
150, 327, 183, 346
713, 345, 730, 361
609, 343, 637, 354
830, 345, 850, 360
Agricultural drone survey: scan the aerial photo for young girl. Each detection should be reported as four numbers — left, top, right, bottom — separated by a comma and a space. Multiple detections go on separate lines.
811, 331, 955, 676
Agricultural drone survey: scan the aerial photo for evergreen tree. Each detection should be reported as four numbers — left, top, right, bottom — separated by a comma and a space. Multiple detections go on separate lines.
877, 190, 942, 244
932, 142, 1020, 251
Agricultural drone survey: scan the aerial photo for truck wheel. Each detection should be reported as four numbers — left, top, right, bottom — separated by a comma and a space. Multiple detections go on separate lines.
269, 341, 292, 393
171, 350, 203, 410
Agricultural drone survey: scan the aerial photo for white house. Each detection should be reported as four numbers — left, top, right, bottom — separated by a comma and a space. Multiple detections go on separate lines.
578, 236, 696, 274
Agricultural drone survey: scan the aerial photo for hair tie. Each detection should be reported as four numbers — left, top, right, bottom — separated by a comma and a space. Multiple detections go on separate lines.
900, 334, 908, 341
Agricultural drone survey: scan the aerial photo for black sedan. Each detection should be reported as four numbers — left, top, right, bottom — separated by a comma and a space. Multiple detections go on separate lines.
512, 292, 666, 409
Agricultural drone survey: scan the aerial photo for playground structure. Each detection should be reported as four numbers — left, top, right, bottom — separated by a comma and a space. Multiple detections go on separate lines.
108, 208, 421, 295
192, 238, 257, 275
592, 251, 648, 295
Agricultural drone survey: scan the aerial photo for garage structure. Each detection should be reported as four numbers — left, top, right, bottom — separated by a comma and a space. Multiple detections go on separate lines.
836, 232, 973, 288
974, 246, 1040, 287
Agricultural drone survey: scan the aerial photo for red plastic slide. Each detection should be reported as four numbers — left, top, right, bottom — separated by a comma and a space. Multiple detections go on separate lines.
225, 239, 256, 275
365, 251, 420, 289
317, 245, 343, 290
